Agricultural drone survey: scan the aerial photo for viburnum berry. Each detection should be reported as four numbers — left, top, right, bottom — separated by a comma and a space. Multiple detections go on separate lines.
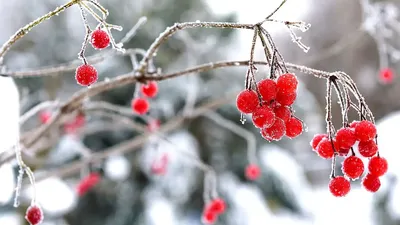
131, 97, 150, 115
76, 172, 101, 196
354, 120, 377, 142
25, 204, 44, 225
285, 117, 303, 138
368, 156, 388, 177
245, 164, 261, 180
274, 105, 291, 122
141, 81, 159, 98
335, 127, 357, 150
261, 118, 286, 141
329, 176, 351, 197
202, 209, 217, 225
236, 90, 259, 114
75, 64, 98, 86
276, 73, 298, 94
310, 133, 328, 150
208, 198, 226, 215
276, 91, 297, 106
379, 67, 394, 84
38, 111, 51, 124
342, 156, 364, 179
358, 140, 378, 157
257, 79, 277, 102
316, 138, 335, 159
252, 105, 275, 128
362, 173, 381, 192
91, 29, 110, 49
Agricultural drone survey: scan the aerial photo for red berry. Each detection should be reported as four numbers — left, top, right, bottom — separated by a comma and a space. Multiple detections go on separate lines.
274, 105, 291, 122
354, 120, 377, 142
336, 127, 357, 150
379, 68, 394, 84
349, 121, 359, 129
131, 98, 150, 115
208, 198, 226, 215
358, 140, 378, 157
368, 156, 388, 177
257, 79, 277, 102
342, 156, 364, 179
310, 133, 328, 150
64, 113, 86, 134
202, 210, 217, 225
141, 81, 158, 98
261, 118, 286, 141
76, 172, 101, 196
147, 119, 160, 132
362, 173, 381, 192
285, 117, 303, 138
252, 105, 275, 128
316, 138, 335, 159
245, 164, 261, 180
276, 73, 298, 94
25, 205, 44, 225
276, 91, 296, 106
75, 64, 98, 86
39, 111, 51, 124
236, 90, 259, 114
329, 176, 351, 197
91, 29, 110, 49
151, 153, 168, 175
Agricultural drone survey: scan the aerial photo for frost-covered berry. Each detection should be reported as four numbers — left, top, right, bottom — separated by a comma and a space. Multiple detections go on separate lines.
368, 156, 388, 177
358, 140, 378, 157
342, 156, 364, 179
245, 164, 261, 180
311, 133, 328, 150
362, 173, 381, 192
274, 105, 291, 122
252, 105, 275, 128
336, 127, 357, 150
285, 117, 303, 138
329, 176, 351, 197
276, 73, 298, 94
257, 79, 277, 102
379, 68, 394, 84
276, 91, 296, 106
91, 29, 110, 49
316, 138, 335, 159
131, 98, 150, 115
25, 204, 44, 225
236, 90, 259, 114
208, 198, 226, 215
261, 118, 286, 141
141, 81, 158, 98
354, 120, 377, 142
75, 64, 98, 86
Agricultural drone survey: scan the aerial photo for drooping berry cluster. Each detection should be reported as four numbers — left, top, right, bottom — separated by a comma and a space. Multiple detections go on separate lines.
25, 204, 44, 225
202, 198, 226, 224
131, 81, 159, 115
311, 120, 388, 196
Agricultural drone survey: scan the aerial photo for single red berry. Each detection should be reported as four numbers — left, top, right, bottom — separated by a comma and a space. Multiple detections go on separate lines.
141, 81, 158, 98
236, 90, 259, 114
276, 91, 297, 106
349, 121, 359, 129
261, 118, 286, 141
316, 138, 335, 159
368, 156, 388, 177
38, 111, 51, 124
342, 156, 364, 179
362, 173, 381, 192
310, 133, 328, 150
358, 140, 378, 157
260, 128, 273, 142
285, 117, 303, 138
379, 68, 394, 84
257, 79, 277, 102
75, 64, 98, 86
274, 105, 291, 122
76, 172, 101, 196
336, 127, 357, 150
151, 153, 168, 175
202, 210, 217, 225
25, 205, 44, 225
91, 29, 110, 49
276, 73, 298, 94
131, 98, 150, 115
354, 120, 377, 142
329, 176, 351, 197
208, 198, 226, 215
252, 105, 275, 128
245, 164, 261, 180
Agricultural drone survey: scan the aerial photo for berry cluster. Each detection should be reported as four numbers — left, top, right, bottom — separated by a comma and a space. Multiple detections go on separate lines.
25, 204, 44, 225
75, 29, 110, 86
311, 120, 388, 197
131, 81, 159, 115
202, 198, 226, 224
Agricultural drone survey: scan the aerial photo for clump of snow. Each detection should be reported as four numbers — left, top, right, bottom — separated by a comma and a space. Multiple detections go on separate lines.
104, 155, 131, 181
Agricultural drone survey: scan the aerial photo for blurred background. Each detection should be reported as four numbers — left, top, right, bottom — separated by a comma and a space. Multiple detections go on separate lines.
0, 0, 400, 224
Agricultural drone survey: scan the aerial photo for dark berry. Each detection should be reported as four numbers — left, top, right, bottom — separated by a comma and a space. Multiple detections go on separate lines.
316, 138, 335, 159
261, 118, 286, 141
310, 133, 328, 150
131, 98, 150, 115
285, 117, 303, 138
245, 164, 261, 180
362, 173, 381, 192
276, 91, 296, 106
276, 73, 298, 94
25, 205, 44, 225
368, 156, 388, 177
274, 105, 291, 122
75, 64, 98, 86
354, 120, 377, 142
329, 176, 351, 197
252, 105, 275, 128
141, 81, 158, 98
236, 90, 259, 114
91, 29, 110, 49
342, 156, 364, 179
336, 127, 357, 150
257, 79, 277, 102
358, 140, 378, 157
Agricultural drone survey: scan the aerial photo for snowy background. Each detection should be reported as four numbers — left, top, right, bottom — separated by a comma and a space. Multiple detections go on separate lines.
0, 0, 400, 225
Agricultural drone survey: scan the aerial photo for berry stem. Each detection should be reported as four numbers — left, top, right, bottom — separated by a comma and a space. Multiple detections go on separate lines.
78, 3, 92, 65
